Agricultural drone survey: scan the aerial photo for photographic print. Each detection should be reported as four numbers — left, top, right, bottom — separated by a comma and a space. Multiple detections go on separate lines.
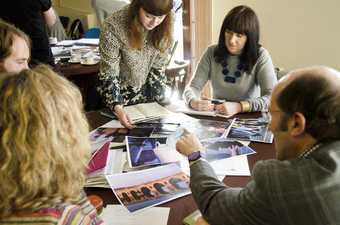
126, 136, 181, 168
106, 163, 190, 213
226, 118, 273, 143
90, 127, 155, 152
201, 138, 256, 161
181, 119, 231, 139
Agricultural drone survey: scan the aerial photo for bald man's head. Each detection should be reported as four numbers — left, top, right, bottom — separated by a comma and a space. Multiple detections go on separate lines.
272, 66, 340, 141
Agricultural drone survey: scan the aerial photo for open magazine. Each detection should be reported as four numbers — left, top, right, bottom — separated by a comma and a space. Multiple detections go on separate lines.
106, 163, 190, 213
124, 102, 172, 123
225, 118, 273, 143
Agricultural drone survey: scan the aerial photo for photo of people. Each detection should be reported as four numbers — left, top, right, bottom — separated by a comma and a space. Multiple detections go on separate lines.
106, 164, 190, 213
126, 136, 181, 168
201, 138, 256, 161
89, 127, 155, 153
181, 119, 231, 140
137, 120, 180, 136
226, 118, 273, 143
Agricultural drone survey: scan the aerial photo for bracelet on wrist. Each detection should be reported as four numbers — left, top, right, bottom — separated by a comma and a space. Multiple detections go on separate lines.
240, 101, 251, 113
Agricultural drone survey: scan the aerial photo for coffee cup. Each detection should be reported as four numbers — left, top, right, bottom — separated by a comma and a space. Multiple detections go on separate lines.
69, 54, 81, 63
49, 37, 58, 45
83, 57, 96, 65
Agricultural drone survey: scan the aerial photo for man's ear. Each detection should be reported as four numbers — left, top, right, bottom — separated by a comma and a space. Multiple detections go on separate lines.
288, 112, 306, 137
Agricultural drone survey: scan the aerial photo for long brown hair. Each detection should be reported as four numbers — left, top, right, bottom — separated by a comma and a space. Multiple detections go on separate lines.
128, 0, 173, 52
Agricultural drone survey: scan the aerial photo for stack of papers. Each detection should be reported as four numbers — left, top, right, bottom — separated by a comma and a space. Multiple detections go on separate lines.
85, 143, 125, 188
56, 38, 99, 46
100, 205, 170, 225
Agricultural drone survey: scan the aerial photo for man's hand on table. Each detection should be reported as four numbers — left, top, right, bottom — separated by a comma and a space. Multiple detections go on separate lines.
176, 129, 204, 156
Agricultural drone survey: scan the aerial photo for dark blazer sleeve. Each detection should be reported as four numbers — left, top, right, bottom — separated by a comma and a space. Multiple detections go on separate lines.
190, 159, 276, 225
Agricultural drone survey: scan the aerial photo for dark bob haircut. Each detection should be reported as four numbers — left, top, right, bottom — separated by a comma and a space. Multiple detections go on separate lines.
214, 5, 260, 73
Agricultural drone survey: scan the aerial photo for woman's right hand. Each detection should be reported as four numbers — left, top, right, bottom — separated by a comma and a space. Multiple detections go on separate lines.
114, 105, 134, 129
190, 99, 214, 111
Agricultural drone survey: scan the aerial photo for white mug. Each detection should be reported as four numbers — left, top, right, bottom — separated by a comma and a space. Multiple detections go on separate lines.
49, 37, 58, 45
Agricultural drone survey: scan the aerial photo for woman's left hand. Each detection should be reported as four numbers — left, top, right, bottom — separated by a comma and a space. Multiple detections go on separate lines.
214, 101, 242, 116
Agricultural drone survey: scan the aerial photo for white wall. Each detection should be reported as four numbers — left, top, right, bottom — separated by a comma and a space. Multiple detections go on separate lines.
212, 0, 340, 71
53, 0, 97, 29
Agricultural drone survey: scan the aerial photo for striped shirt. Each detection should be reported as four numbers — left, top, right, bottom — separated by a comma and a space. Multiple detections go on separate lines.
0, 197, 103, 225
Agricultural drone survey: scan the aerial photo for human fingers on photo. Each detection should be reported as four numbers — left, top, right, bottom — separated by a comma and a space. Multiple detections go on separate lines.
114, 106, 134, 129
195, 216, 211, 225
125, 113, 135, 128
118, 115, 134, 129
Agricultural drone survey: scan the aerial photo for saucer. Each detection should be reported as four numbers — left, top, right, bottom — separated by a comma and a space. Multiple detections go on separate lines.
80, 59, 99, 65
69, 59, 81, 63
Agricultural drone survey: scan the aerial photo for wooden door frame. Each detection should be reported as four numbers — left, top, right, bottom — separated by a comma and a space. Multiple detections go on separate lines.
183, 0, 213, 95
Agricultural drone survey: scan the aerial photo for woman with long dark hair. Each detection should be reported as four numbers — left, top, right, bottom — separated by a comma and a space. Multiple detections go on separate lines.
184, 5, 277, 117
98, 0, 173, 128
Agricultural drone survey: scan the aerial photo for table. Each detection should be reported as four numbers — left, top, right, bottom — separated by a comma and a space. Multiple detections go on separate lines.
85, 111, 276, 225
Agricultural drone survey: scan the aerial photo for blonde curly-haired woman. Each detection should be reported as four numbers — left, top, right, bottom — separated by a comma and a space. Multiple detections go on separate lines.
0, 65, 102, 225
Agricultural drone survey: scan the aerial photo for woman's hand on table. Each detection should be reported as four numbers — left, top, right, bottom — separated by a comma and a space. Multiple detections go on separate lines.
190, 99, 214, 111
214, 101, 242, 117
114, 105, 134, 129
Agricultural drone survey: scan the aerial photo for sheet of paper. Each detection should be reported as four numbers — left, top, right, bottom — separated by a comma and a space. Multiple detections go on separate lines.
56, 40, 77, 46
100, 205, 170, 225
99, 120, 124, 128
76, 38, 99, 45
166, 101, 216, 117
210, 155, 251, 176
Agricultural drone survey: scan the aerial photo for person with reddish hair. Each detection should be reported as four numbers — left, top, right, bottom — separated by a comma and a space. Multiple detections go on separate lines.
98, 0, 173, 128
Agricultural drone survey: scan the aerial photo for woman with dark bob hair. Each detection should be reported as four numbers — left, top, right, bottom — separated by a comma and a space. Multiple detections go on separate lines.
98, 0, 173, 128
184, 5, 277, 116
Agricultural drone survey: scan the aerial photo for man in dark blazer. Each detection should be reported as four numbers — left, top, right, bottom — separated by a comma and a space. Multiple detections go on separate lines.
176, 66, 340, 225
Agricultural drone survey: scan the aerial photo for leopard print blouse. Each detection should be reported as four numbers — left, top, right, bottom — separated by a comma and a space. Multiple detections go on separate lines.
97, 6, 169, 111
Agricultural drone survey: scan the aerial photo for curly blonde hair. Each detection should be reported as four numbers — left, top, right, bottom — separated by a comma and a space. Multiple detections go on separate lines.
0, 65, 90, 218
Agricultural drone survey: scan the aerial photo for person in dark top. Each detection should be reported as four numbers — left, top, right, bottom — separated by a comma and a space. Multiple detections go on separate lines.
0, 0, 56, 66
